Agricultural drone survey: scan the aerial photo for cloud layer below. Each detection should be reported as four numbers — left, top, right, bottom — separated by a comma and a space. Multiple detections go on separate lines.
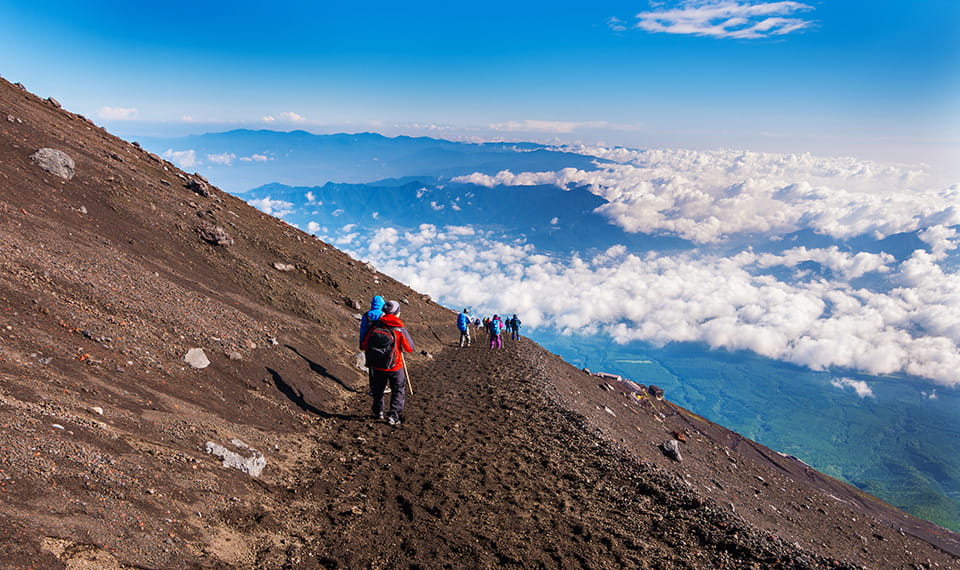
322, 148, 960, 387
455, 148, 960, 244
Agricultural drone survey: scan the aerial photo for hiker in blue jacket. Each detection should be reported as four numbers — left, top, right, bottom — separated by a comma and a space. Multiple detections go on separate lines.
457, 308, 471, 347
508, 314, 522, 340
359, 295, 385, 392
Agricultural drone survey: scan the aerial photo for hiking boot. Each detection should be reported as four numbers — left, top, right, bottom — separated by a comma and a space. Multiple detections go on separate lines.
386, 414, 401, 426
372, 412, 384, 420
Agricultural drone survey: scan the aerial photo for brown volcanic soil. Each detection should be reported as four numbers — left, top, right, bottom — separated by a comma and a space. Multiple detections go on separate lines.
0, 75, 958, 569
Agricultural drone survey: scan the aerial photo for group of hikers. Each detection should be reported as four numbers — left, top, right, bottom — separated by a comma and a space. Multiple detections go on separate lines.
456, 309, 521, 349
358, 296, 523, 426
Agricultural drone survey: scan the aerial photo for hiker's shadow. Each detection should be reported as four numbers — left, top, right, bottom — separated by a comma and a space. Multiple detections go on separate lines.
286, 344, 361, 394
266, 367, 361, 421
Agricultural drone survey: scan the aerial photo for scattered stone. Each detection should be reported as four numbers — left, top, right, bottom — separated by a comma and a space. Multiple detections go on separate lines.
244, 340, 257, 350
47, 97, 61, 108
363, 261, 377, 273
344, 297, 362, 310
30, 148, 76, 180
273, 262, 295, 272
51, 424, 65, 430
78, 205, 88, 215
228, 351, 242, 361
205, 438, 266, 477
268, 337, 279, 346
595, 371, 621, 382
354, 352, 368, 372
197, 224, 234, 246
603, 406, 616, 417
648, 385, 665, 400
186, 178, 210, 197
661, 439, 683, 462
184, 348, 210, 369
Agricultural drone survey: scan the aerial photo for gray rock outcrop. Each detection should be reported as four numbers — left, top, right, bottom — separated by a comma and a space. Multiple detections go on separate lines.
30, 148, 75, 180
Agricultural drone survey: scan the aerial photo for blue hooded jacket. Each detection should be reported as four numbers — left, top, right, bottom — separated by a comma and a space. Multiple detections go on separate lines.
358, 295, 385, 348
457, 310, 470, 332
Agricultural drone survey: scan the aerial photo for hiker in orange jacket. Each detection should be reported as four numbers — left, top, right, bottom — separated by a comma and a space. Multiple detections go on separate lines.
360, 300, 414, 426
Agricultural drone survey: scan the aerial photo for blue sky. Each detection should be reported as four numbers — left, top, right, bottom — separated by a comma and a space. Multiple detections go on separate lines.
1, 0, 958, 174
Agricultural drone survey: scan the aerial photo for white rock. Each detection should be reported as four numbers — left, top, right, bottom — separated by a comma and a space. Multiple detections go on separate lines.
205, 439, 266, 477
184, 348, 210, 369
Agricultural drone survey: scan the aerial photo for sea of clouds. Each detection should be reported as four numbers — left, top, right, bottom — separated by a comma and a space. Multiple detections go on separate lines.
316, 148, 960, 387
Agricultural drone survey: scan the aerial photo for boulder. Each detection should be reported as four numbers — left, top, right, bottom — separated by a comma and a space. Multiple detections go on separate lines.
661, 439, 682, 462
184, 348, 210, 369
30, 148, 75, 180
197, 225, 234, 246
187, 178, 210, 197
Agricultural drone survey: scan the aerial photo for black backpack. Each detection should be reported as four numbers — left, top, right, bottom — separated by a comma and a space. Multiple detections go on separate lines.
364, 323, 399, 370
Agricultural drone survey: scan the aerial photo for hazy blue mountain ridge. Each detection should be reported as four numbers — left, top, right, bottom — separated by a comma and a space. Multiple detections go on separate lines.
139, 130, 605, 193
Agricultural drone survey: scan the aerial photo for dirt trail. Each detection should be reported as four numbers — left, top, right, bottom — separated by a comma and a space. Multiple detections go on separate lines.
242, 339, 856, 569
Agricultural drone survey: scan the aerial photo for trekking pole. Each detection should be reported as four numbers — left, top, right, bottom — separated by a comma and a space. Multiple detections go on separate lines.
403, 359, 414, 396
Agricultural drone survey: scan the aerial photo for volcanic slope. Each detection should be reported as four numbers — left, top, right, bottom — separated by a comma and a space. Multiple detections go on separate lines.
0, 75, 957, 568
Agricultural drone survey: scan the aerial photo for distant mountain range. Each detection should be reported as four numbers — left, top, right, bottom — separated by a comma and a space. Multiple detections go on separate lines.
138, 129, 604, 192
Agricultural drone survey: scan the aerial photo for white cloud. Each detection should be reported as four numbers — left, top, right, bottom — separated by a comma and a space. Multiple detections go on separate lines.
489, 120, 636, 134
248, 196, 295, 217
454, 149, 959, 244
279, 111, 305, 122
831, 377, 875, 398
636, 0, 815, 39
281, 146, 960, 388
263, 116, 276, 122
307, 221, 322, 234
338, 221, 960, 387
607, 16, 628, 32
161, 149, 200, 169
239, 154, 271, 162
752, 246, 894, 280
97, 106, 138, 120
207, 152, 237, 166
918, 225, 959, 260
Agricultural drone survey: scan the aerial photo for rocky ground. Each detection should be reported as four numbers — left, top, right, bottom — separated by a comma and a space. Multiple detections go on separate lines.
0, 75, 958, 568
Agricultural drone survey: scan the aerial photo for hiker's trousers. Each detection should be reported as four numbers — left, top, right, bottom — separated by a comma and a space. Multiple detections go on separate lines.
371, 368, 406, 417
459, 329, 471, 347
